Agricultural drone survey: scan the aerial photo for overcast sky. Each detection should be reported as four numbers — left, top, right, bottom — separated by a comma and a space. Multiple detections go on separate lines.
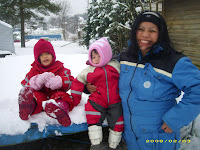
68, 0, 88, 16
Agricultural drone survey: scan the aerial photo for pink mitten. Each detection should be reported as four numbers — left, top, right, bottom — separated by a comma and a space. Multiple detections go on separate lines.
41, 72, 55, 82
45, 75, 62, 90
29, 75, 44, 91
29, 72, 55, 91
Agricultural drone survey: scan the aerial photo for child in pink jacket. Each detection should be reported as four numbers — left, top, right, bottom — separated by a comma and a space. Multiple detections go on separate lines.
18, 39, 74, 127
71, 37, 124, 149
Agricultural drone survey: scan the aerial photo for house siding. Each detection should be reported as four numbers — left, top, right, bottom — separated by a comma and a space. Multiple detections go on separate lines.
163, 0, 200, 68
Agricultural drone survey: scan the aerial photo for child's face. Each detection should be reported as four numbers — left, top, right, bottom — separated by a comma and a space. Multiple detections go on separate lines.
91, 51, 101, 64
39, 52, 53, 66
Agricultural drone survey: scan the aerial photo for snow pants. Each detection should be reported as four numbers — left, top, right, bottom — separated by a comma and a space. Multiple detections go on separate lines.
85, 100, 124, 132
27, 89, 74, 115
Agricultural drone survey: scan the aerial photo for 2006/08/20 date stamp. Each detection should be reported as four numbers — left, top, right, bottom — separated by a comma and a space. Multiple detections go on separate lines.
146, 139, 191, 144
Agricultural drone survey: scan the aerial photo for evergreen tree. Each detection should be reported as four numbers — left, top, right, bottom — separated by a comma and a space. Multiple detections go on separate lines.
82, 0, 98, 48
83, 0, 141, 54
106, 0, 140, 54
83, 0, 113, 49
0, 0, 60, 47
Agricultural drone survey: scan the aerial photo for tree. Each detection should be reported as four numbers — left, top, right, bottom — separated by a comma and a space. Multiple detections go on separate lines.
105, 0, 140, 54
82, 0, 98, 48
55, 0, 71, 41
83, 0, 140, 54
0, 0, 60, 47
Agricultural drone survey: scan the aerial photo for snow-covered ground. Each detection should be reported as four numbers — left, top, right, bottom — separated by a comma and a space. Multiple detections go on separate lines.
0, 39, 200, 149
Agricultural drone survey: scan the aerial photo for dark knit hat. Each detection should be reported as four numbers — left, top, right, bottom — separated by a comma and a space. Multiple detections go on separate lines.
33, 39, 56, 68
139, 12, 161, 29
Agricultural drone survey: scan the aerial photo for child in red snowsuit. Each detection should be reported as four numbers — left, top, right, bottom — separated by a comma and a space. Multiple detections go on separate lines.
71, 37, 124, 149
18, 39, 74, 127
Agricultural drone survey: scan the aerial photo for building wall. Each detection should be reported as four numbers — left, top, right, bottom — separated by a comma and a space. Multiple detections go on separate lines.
163, 0, 200, 68
0, 21, 15, 54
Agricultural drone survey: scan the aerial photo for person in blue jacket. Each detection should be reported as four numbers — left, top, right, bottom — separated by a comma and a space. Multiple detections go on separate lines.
119, 11, 200, 150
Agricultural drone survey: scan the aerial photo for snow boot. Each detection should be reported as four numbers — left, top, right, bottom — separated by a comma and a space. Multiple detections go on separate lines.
18, 86, 36, 120
43, 99, 71, 127
88, 125, 103, 146
108, 129, 122, 149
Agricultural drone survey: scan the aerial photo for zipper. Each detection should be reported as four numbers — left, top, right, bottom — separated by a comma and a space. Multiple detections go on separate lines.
103, 67, 110, 103
126, 62, 139, 139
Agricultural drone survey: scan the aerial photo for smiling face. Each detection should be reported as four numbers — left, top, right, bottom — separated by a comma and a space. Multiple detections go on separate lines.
136, 22, 159, 56
39, 52, 53, 66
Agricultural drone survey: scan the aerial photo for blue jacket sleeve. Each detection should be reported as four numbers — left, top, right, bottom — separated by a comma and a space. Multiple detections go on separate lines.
163, 57, 200, 132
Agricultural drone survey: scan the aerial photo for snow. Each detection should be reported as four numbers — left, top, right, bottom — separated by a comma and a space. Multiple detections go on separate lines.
0, 50, 12, 54
0, 39, 200, 149
0, 20, 13, 29
135, 6, 142, 13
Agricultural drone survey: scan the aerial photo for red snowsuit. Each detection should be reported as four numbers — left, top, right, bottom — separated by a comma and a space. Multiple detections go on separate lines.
71, 60, 124, 132
21, 61, 74, 114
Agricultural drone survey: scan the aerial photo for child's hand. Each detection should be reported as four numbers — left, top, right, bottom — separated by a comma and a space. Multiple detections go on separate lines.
161, 122, 173, 133
86, 83, 97, 94
45, 75, 62, 90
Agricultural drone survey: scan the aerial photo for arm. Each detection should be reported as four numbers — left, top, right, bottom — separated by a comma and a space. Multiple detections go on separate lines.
71, 78, 85, 106
59, 68, 74, 91
71, 66, 94, 106
21, 68, 37, 86
162, 57, 200, 132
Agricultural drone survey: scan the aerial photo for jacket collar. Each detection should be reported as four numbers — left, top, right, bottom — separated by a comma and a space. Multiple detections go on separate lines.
138, 44, 163, 61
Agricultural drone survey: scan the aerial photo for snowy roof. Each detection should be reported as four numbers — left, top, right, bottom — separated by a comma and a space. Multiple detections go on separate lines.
0, 20, 13, 29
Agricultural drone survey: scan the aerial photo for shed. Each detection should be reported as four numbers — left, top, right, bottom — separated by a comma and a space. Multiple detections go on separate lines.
163, 0, 200, 68
0, 20, 15, 55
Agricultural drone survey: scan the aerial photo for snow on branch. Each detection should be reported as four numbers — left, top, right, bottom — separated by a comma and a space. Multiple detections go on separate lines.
118, 23, 131, 30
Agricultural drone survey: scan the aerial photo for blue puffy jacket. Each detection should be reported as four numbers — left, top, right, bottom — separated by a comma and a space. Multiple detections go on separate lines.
119, 46, 200, 150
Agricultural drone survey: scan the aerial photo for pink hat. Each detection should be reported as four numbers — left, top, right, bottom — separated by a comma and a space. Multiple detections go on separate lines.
34, 39, 56, 68
88, 37, 112, 67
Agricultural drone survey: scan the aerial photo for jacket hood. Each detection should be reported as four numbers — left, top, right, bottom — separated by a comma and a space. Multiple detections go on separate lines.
88, 37, 112, 67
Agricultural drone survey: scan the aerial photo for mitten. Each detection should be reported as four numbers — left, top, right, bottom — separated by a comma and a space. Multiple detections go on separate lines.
29, 75, 44, 91
29, 72, 55, 91
45, 75, 62, 90
36, 72, 54, 87
41, 72, 55, 82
